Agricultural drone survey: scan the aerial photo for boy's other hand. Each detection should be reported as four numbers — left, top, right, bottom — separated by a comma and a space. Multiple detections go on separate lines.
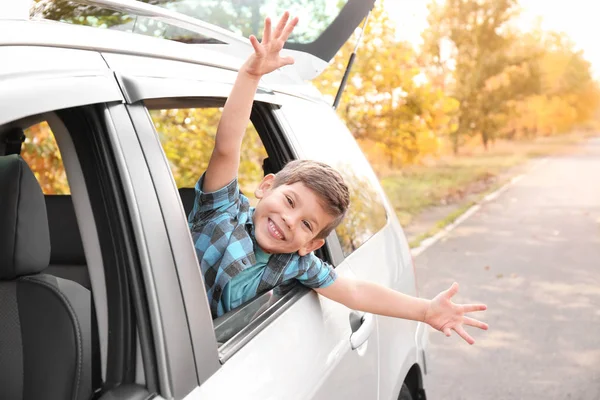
244, 12, 299, 79
424, 282, 488, 345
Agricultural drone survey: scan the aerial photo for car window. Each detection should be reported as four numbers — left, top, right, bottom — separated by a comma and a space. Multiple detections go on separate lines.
148, 107, 267, 206
21, 121, 70, 194
278, 97, 388, 256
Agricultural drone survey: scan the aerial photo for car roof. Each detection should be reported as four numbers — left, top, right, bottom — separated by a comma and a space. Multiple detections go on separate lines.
0, 18, 327, 103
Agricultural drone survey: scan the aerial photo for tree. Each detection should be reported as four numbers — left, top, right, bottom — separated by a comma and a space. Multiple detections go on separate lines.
506, 31, 600, 137
423, 0, 541, 151
21, 122, 69, 195
314, 0, 458, 168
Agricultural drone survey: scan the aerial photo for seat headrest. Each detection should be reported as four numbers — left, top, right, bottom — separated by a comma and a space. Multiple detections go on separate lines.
0, 155, 50, 279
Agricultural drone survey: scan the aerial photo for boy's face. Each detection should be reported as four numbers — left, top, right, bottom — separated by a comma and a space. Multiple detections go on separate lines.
253, 174, 335, 256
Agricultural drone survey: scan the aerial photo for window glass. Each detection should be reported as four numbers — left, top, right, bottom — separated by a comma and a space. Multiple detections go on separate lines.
279, 97, 387, 256
148, 107, 267, 205
151, 0, 348, 43
21, 121, 70, 194
31, 0, 348, 44
31, 0, 220, 44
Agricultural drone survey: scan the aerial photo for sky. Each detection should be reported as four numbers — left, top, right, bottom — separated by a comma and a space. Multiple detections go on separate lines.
384, 0, 600, 78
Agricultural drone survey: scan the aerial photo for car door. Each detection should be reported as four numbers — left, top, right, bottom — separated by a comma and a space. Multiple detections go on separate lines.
276, 94, 425, 400
101, 51, 379, 399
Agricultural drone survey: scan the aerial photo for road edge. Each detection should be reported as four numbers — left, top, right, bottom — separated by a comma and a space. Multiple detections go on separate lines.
411, 157, 549, 258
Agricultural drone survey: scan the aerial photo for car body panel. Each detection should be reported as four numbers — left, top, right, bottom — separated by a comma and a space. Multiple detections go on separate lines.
0, 45, 123, 126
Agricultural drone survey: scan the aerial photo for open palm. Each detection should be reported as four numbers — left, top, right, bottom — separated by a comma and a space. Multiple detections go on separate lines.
424, 282, 488, 345
244, 12, 298, 78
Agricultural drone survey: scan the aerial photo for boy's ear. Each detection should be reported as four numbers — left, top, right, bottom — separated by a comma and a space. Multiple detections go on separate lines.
255, 173, 276, 199
298, 238, 325, 257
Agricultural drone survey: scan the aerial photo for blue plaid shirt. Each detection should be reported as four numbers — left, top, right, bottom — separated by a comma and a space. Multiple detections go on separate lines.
188, 173, 337, 318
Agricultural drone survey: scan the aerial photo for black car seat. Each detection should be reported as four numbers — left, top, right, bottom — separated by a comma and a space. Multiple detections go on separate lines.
0, 154, 91, 400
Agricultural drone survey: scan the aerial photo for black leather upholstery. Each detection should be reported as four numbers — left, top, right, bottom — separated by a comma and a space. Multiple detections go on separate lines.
44, 195, 90, 289
45, 195, 86, 265
44, 188, 196, 290
0, 155, 50, 279
0, 155, 91, 400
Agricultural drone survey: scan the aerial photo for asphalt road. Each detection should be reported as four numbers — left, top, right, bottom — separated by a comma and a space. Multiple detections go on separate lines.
416, 137, 600, 400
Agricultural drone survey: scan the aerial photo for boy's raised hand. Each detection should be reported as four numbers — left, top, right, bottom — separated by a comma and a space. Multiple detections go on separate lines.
244, 12, 298, 79
424, 282, 488, 345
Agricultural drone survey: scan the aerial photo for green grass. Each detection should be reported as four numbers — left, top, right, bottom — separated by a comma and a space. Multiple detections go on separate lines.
380, 131, 595, 248
381, 154, 524, 226
406, 182, 504, 248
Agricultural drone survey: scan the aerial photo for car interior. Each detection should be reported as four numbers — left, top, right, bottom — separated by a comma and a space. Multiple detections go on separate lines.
1, 112, 119, 399
0, 151, 92, 399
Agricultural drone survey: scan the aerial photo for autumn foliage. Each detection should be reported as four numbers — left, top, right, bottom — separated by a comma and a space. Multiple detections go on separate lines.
315, 0, 600, 169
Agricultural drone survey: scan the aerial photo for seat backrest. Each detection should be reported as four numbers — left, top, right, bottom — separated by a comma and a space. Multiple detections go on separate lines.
0, 155, 91, 400
44, 195, 90, 288
44, 189, 195, 287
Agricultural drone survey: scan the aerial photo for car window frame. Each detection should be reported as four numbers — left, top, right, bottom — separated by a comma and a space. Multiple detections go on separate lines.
0, 46, 123, 126
127, 91, 346, 367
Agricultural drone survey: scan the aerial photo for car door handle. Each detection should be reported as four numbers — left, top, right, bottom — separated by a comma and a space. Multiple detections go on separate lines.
349, 312, 374, 350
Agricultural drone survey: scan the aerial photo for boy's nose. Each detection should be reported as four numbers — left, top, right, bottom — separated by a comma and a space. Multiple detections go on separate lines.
282, 213, 297, 230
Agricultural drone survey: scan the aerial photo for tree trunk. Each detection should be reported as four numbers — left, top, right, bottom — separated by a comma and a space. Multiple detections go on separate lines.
451, 131, 460, 155
481, 131, 489, 151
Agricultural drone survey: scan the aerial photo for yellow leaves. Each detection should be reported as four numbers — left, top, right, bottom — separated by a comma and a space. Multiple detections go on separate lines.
312, 1, 456, 168
150, 107, 267, 197
21, 121, 70, 195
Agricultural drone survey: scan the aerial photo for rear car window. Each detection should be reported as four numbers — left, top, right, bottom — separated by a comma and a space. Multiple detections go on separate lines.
279, 97, 387, 256
21, 121, 70, 194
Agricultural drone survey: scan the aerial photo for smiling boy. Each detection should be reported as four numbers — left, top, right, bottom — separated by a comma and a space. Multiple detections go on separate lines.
189, 13, 488, 344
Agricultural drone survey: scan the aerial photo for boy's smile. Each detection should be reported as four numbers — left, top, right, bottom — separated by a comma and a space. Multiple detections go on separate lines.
253, 174, 334, 256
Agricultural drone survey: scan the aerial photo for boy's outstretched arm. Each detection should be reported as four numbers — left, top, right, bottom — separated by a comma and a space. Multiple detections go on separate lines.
315, 277, 488, 345
202, 13, 298, 193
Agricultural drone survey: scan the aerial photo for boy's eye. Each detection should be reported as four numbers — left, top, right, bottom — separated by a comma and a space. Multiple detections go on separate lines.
303, 220, 312, 231
286, 196, 294, 207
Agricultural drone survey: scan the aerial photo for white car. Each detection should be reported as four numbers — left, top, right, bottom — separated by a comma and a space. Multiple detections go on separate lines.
0, 1, 428, 399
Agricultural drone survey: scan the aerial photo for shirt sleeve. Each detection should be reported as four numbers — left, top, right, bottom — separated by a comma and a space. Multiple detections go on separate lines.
188, 172, 240, 227
295, 253, 337, 289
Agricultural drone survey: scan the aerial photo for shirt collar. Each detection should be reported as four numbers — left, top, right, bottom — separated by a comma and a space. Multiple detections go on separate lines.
245, 207, 262, 254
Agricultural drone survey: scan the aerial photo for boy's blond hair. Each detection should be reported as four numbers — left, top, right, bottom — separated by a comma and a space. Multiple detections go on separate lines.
273, 160, 350, 239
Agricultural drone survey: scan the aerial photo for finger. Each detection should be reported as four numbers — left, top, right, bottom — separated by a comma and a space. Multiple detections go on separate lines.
442, 327, 452, 337
463, 316, 489, 330
273, 11, 290, 38
454, 325, 475, 345
280, 56, 295, 66
446, 282, 459, 298
462, 303, 487, 313
249, 35, 262, 54
262, 17, 271, 44
280, 16, 298, 42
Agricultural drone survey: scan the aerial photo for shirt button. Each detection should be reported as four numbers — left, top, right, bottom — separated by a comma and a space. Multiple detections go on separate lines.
242, 259, 248, 265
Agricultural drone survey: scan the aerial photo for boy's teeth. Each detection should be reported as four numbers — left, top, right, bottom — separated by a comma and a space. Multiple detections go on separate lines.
269, 219, 283, 239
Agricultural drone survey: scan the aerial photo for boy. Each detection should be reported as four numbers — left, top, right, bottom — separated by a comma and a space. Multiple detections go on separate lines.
190, 12, 488, 344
